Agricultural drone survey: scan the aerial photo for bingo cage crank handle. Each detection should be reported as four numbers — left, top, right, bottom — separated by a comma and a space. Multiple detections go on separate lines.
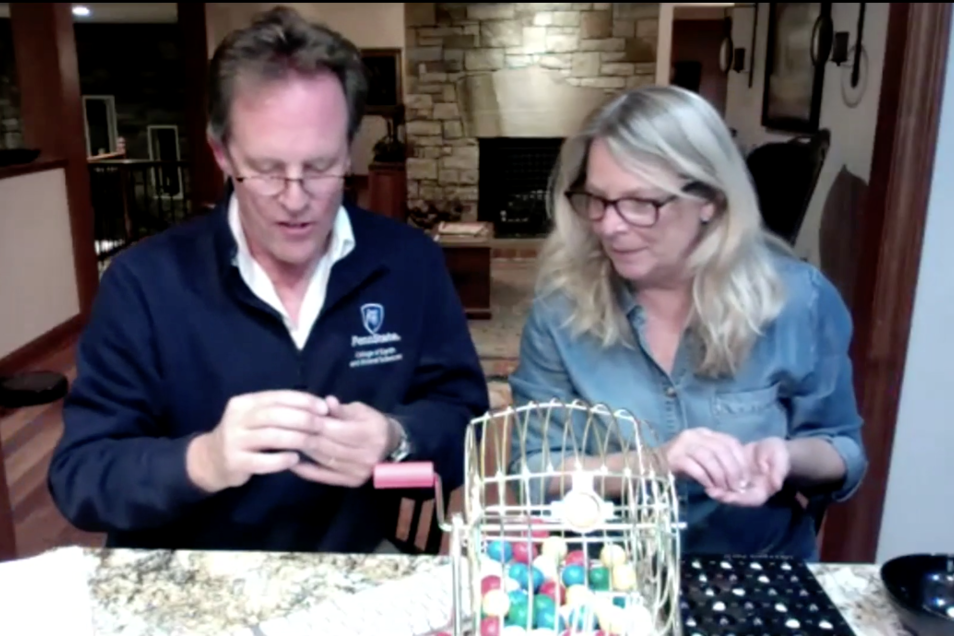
373, 462, 451, 530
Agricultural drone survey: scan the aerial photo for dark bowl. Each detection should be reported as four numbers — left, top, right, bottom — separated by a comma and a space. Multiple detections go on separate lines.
0, 148, 41, 168
881, 553, 954, 636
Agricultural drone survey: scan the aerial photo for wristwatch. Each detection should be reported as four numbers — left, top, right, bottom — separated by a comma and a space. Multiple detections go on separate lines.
387, 418, 412, 462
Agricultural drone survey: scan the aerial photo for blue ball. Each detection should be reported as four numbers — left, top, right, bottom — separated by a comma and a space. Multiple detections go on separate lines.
613, 595, 628, 609
507, 563, 532, 590
561, 563, 586, 588
508, 589, 528, 606
486, 540, 512, 563
530, 565, 545, 591
534, 604, 566, 631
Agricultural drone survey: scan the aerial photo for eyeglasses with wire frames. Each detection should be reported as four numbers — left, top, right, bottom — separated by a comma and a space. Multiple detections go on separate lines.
233, 170, 349, 198
565, 181, 710, 228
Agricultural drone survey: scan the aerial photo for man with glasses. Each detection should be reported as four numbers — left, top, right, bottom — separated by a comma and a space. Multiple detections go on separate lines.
47, 7, 489, 553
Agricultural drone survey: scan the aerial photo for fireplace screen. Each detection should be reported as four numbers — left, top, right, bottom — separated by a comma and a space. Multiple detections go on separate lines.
477, 137, 564, 238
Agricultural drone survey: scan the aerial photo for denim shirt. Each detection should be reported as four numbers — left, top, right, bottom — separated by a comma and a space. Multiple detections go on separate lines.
507, 255, 867, 559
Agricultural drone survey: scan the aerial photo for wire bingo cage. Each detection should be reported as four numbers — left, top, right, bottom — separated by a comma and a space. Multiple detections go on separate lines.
374, 398, 685, 636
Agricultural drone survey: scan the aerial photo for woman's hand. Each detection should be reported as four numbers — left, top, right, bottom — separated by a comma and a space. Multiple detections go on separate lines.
664, 428, 752, 498
709, 437, 791, 507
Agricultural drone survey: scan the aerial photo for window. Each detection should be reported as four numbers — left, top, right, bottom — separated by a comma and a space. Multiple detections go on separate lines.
147, 125, 182, 198
82, 95, 118, 157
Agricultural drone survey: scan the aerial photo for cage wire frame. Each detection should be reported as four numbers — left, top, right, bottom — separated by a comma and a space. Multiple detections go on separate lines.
441, 398, 685, 636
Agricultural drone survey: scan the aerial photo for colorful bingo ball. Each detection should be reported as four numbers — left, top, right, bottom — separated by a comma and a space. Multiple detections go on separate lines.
564, 584, 594, 607
564, 550, 586, 566
508, 589, 528, 607
487, 540, 513, 563
482, 588, 511, 617
532, 592, 556, 615
531, 554, 558, 582
538, 580, 565, 604
512, 540, 538, 565
533, 603, 566, 632
482, 575, 503, 595
508, 563, 543, 591
560, 564, 586, 588
522, 518, 551, 538
611, 563, 637, 591
540, 536, 568, 562
588, 566, 611, 591
506, 598, 531, 628
480, 616, 502, 636
600, 544, 628, 568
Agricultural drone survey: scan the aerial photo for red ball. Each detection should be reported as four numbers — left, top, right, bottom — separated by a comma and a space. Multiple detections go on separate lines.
564, 549, 587, 566
526, 517, 551, 538
511, 540, 538, 564
480, 575, 502, 595
480, 616, 502, 636
538, 579, 566, 604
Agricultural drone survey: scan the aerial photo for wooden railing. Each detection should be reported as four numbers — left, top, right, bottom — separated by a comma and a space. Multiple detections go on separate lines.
88, 159, 198, 270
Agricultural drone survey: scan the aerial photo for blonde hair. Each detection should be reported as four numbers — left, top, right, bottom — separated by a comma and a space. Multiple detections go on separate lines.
538, 85, 790, 377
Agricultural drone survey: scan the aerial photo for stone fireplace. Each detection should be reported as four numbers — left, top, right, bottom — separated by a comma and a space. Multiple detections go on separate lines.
403, 3, 660, 232
478, 137, 562, 237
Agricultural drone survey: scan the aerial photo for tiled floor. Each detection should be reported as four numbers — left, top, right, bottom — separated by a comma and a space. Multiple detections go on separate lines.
1, 257, 537, 558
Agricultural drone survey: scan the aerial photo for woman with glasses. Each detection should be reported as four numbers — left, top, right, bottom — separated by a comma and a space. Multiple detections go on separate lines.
508, 85, 867, 559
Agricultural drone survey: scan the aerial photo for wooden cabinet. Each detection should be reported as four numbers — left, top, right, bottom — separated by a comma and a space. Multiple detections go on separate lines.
441, 242, 492, 320
367, 162, 407, 223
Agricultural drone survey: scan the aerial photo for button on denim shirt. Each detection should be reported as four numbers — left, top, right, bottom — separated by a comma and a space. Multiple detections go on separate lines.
508, 255, 867, 559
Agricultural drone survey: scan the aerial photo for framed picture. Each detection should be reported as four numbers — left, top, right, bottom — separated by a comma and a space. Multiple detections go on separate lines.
761, 3, 830, 133
361, 48, 402, 114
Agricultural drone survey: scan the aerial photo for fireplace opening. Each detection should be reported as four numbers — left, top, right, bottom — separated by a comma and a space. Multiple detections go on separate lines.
477, 137, 564, 239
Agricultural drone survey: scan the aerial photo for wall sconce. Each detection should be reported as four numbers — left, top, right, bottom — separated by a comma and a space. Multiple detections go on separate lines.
718, 4, 758, 87
811, 3, 868, 106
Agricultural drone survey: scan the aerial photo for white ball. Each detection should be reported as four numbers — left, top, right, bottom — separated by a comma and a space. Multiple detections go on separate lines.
539, 535, 568, 562
480, 557, 505, 579
501, 626, 528, 636
529, 630, 558, 636
564, 584, 594, 607
611, 563, 637, 591
531, 554, 558, 582
482, 588, 511, 617
600, 544, 628, 568
503, 577, 521, 592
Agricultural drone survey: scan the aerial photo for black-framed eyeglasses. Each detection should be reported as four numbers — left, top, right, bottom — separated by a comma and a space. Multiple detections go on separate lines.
233, 172, 348, 198
565, 190, 679, 228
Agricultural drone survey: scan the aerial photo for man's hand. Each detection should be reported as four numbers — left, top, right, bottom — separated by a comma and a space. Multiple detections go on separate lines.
711, 437, 791, 507
291, 396, 399, 487
186, 390, 328, 494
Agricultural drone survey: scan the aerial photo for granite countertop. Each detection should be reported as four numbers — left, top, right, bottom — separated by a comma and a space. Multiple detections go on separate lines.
75, 548, 912, 636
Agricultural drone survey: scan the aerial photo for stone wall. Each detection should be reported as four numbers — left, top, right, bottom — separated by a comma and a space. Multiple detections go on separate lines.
403, 3, 660, 223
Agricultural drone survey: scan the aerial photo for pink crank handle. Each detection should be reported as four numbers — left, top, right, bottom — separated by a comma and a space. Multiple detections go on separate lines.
373, 461, 436, 490
373, 462, 450, 530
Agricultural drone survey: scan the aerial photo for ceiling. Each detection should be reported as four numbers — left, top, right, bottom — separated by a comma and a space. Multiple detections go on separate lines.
0, 3, 177, 23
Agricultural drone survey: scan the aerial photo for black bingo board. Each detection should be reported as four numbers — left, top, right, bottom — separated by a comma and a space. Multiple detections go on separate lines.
679, 554, 856, 636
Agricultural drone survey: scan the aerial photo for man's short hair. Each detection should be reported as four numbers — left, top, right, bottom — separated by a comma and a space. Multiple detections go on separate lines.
207, 6, 368, 143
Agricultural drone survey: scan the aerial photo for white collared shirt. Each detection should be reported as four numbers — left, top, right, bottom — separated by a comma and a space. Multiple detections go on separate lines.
228, 195, 356, 349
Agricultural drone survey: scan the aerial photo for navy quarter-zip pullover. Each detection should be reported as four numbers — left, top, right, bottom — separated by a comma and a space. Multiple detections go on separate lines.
47, 196, 489, 553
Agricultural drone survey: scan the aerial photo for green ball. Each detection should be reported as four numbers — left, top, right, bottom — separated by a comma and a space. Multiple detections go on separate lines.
533, 593, 556, 615
506, 599, 530, 627
589, 566, 611, 591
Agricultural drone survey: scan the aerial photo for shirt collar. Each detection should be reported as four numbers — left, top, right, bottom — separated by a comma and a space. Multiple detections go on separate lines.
227, 194, 356, 271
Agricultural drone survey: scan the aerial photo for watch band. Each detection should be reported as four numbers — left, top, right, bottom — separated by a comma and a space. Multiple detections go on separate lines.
387, 418, 412, 462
